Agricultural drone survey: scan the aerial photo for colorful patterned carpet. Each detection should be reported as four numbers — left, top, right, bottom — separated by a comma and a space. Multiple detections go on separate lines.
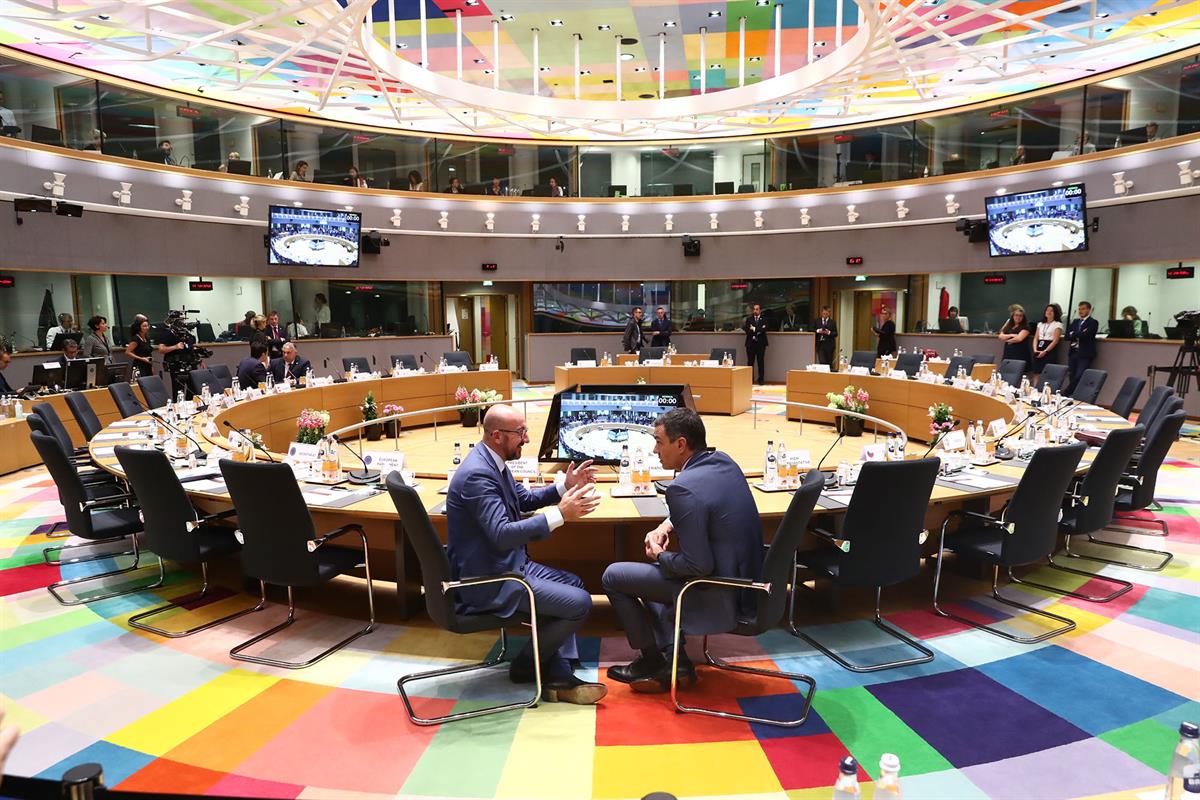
1, 390, 1197, 799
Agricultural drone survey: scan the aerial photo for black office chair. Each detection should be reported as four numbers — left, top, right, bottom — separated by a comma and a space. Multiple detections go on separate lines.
387, 474, 541, 726
209, 363, 234, 391
933, 442, 1086, 643
115, 446, 253, 637
1070, 369, 1107, 403
30, 403, 91, 462
1109, 376, 1146, 419
997, 359, 1026, 387
1035, 364, 1070, 394
792, 458, 940, 672
894, 352, 922, 377
672, 471, 823, 727
27, 414, 122, 539
570, 347, 597, 364
1098, 410, 1185, 556
342, 356, 371, 374
390, 354, 419, 371
638, 347, 666, 363
137, 374, 171, 408
849, 351, 876, 371
189, 368, 217, 397
63, 391, 105, 443
1009, 426, 1144, 603
943, 356, 975, 382
970, 354, 996, 365
30, 431, 159, 606
109, 381, 146, 418
443, 351, 474, 369
709, 347, 736, 364
1135, 385, 1173, 433
219, 459, 375, 668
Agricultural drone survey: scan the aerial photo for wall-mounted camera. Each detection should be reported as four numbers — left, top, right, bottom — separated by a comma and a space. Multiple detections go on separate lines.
361, 230, 390, 255
681, 235, 701, 257
955, 218, 990, 243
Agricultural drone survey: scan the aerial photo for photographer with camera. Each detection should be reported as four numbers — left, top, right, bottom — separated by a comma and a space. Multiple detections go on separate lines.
159, 309, 213, 398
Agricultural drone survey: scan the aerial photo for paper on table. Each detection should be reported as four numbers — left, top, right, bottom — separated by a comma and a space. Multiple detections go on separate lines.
948, 473, 1012, 490
109, 420, 151, 429
186, 478, 228, 494
92, 432, 150, 442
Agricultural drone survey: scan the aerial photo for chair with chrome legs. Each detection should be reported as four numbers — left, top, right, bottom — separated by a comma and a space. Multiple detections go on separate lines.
109, 381, 146, 418
1109, 376, 1146, 419
1133, 385, 1172, 433
137, 374, 172, 408
64, 391, 105, 443
28, 415, 124, 540
386, 472, 542, 726
30, 403, 91, 462
1008, 425, 1144, 603
933, 441, 1086, 643
219, 459, 375, 668
1035, 364, 1070, 394
25, 414, 116, 491
1070, 369, 1107, 403
671, 470, 824, 727
116, 446, 253, 637
31, 431, 160, 605
791, 458, 940, 672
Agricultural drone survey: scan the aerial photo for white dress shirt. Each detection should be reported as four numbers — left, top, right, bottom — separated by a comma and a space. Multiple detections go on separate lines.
481, 443, 567, 530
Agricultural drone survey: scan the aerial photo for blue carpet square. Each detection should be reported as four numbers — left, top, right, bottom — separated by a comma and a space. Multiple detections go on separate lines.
36, 740, 155, 785
739, 693, 830, 739
867, 668, 1089, 768
977, 645, 1187, 735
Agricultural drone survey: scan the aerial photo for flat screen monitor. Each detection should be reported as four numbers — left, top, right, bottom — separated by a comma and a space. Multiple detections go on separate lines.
606, 185, 627, 197
985, 183, 1088, 257
226, 158, 252, 175
714, 181, 735, 194
268, 205, 361, 267
1107, 319, 1136, 339
938, 317, 965, 333
30, 363, 62, 388
49, 332, 83, 351
537, 384, 696, 465
63, 357, 107, 389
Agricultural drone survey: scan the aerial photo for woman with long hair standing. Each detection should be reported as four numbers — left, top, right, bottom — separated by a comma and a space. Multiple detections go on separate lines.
998, 304, 1033, 373
1032, 303, 1064, 380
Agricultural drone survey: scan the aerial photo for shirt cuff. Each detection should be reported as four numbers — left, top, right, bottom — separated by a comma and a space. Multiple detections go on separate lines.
554, 471, 567, 495
543, 504, 564, 531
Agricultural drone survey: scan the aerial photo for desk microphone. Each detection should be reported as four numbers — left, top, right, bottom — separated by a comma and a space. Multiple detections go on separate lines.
921, 418, 962, 458
371, 354, 377, 367
221, 419, 276, 462
420, 351, 432, 365
331, 433, 381, 484
815, 429, 847, 487
992, 407, 1051, 460
148, 411, 205, 459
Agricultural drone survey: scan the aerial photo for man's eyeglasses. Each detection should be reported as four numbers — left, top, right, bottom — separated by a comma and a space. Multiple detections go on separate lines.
496, 427, 529, 437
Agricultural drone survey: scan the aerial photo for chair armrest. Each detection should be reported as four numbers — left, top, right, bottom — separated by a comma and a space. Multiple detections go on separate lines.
809, 526, 838, 543
680, 575, 771, 592
306, 523, 365, 552
80, 493, 135, 511
442, 573, 542, 621
186, 508, 237, 532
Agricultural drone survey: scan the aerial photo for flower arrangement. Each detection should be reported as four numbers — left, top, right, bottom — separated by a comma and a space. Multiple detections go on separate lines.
295, 408, 330, 445
928, 403, 955, 438
454, 386, 503, 406
827, 385, 870, 414
361, 391, 378, 422
382, 403, 404, 417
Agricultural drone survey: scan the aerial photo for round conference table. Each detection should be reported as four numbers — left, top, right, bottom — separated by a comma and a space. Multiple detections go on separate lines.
84, 367, 1134, 617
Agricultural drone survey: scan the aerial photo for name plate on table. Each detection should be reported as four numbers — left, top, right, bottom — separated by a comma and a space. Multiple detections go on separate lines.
793, 449, 813, 469
848, 366, 870, 376
699, 359, 720, 367
362, 451, 405, 474
951, 378, 969, 390
861, 443, 887, 461
285, 443, 320, 464
806, 364, 830, 372
479, 362, 499, 371
940, 430, 967, 451
574, 359, 597, 368
890, 371, 908, 380
505, 457, 540, 478
988, 419, 1008, 438
643, 359, 664, 366
351, 372, 375, 382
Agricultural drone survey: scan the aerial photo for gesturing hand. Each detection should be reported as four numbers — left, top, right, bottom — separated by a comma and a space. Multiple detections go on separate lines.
564, 459, 596, 490
558, 483, 600, 522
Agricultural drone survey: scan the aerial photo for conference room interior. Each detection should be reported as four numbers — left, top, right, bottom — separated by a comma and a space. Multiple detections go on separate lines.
1, 19, 1199, 800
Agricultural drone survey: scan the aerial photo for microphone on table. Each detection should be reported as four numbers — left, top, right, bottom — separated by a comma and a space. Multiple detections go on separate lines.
420, 351, 431, 365
992, 407, 1052, 460
331, 432, 381, 485
148, 410, 205, 459
221, 419, 276, 462
921, 417, 964, 458
815, 428, 847, 488
371, 354, 377, 368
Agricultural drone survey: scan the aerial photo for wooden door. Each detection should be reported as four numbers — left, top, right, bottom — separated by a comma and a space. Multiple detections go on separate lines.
853, 291, 874, 352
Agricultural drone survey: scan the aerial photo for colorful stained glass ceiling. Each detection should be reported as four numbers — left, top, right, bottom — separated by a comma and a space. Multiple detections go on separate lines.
0, 0, 1197, 140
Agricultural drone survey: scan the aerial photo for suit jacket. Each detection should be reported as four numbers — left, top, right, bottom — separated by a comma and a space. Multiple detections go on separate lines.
446, 445, 562, 618
1067, 316, 1098, 359
650, 316, 672, 347
660, 450, 763, 634
622, 317, 646, 353
270, 355, 310, 384
744, 315, 769, 349
813, 316, 837, 345
263, 325, 289, 359
781, 313, 801, 331
236, 357, 268, 390
0, 369, 13, 394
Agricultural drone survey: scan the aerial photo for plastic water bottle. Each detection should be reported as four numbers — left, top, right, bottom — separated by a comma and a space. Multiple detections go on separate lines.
764, 440, 777, 487
886, 434, 898, 461
832, 756, 861, 799
1167, 722, 1200, 800
305, 366, 314, 386
619, 444, 632, 487
448, 442, 462, 484
876, 753, 902, 797
777, 441, 789, 486
633, 448, 651, 494
839, 352, 848, 372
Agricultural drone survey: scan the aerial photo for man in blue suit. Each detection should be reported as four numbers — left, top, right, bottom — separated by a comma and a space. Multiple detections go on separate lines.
236, 342, 269, 390
447, 404, 606, 704
650, 306, 672, 348
603, 408, 763, 692
269, 342, 310, 384
1066, 300, 1099, 395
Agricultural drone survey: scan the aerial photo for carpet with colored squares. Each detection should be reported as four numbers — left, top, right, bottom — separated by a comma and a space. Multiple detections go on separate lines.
1, 388, 1197, 800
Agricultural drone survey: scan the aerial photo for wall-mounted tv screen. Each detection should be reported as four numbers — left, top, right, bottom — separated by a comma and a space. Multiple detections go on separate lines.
985, 183, 1088, 257
268, 205, 361, 267
537, 384, 695, 464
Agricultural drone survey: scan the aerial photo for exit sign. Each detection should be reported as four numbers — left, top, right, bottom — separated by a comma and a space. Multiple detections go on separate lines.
983, 274, 1007, 285
1167, 265, 1195, 279
729, 281, 749, 290
188, 280, 213, 291
176, 105, 201, 119
481, 263, 498, 272
0, 275, 14, 289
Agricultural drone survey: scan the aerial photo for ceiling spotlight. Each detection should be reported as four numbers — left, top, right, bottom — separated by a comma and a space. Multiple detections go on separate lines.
1097, 10, 1109, 16
936, 13, 950, 20
97, 14, 109, 19
709, 63, 721, 69
550, 19, 564, 26
708, 10, 723, 17
580, 69, 590, 75
295, 19, 306, 25
814, 41, 827, 47
484, 69, 495, 74
500, 13, 514, 21
634, 66, 647, 72
663, 20, 677, 28
466, 0, 479, 5
539, 65, 550, 71
397, 42, 408, 49
73, 23, 85, 30
474, 58, 486, 64
749, 56, 761, 62
620, 52, 635, 61
756, 0, 771, 5
598, 24, 611, 31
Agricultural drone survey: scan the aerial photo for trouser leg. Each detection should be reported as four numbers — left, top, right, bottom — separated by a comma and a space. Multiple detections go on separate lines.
512, 561, 591, 680
602, 562, 685, 654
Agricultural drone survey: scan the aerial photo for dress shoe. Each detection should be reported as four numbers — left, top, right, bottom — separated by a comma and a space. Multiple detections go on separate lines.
630, 661, 698, 694
542, 674, 607, 705
606, 654, 665, 684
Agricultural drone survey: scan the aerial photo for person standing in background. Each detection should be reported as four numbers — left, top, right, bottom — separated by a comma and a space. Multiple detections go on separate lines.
0, 351, 15, 394
872, 306, 897, 357
247, 315, 268, 354
125, 318, 153, 374
744, 303, 768, 383
287, 317, 309, 339
780, 303, 801, 331
407, 170, 424, 191
999, 304, 1033, 372
1066, 301, 1099, 394
649, 307, 672, 348
263, 310, 289, 359
1032, 303, 1064, 380
45, 313, 75, 350
623, 307, 646, 354
80, 316, 111, 360
313, 293, 332, 333
813, 306, 838, 368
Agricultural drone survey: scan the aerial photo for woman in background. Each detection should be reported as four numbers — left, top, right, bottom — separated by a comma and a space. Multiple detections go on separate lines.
1121, 306, 1148, 337
248, 315, 268, 354
346, 165, 368, 188
407, 170, 424, 192
872, 306, 897, 357
125, 318, 153, 374
999, 304, 1033, 372
1032, 303, 1064, 379
80, 316, 111, 360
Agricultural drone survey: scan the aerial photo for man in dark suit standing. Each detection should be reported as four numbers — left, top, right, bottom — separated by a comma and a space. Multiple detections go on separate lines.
270, 342, 310, 384
236, 342, 269, 390
649, 307, 672, 348
447, 404, 605, 704
744, 303, 768, 383
813, 305, 838, 369
1066, 300, 1099, 395
603, 409, 764, 691
622, 307, 646, 354
263, 310, 289, 359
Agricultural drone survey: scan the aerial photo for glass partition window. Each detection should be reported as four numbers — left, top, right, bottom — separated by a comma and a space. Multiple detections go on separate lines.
0, 55, 98, 150
1115, 263, 1193, 338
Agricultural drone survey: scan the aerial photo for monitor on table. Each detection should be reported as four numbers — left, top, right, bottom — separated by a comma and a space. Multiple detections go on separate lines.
537, 384, 696, 465
1107, 319, 1135, 339
63, 357, 107, 389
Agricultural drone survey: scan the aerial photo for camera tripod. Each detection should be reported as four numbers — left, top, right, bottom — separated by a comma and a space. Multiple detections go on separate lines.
1163, 333, 1199, 401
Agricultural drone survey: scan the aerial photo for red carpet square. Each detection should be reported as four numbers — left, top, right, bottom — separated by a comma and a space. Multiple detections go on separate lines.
116, 758, 226, 794
0, 562, 57, 596
761, 732, 868, 789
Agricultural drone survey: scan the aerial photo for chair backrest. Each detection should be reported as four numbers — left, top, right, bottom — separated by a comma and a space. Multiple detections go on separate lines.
1035, 364, 1070, 393
209, 363, 234, 391
1109, 376, 1145, 419
386, 473, 456, 630
895, 352, 922, 376
753, 471, 824, 631
709, 347, 737, 364
137, 374, 171, 408
997, 359, 1026, 387
1136, 384, 1173, 431
219, 460, 321, 586
29, 430, 93, 537
342, 357, 370, 374
1129, 411, 1185, 508
189, 368, 216, 397
850, 351, 876, 369
570, 347, 597, 364
443, 351, 473, 369
1001, 442, 1086, 565
638, 347, 665, 362
1071, 425, 1144, 536
839, 458, 940, 587
64, 391, 103, 442
1070, 369, 1107, 402
115, 446, 203, 563
390, 353, 419, 370
970, 353, 996, 364
109, 381, 145, 418
31, 403, 77, 456
945, 356, 975, 379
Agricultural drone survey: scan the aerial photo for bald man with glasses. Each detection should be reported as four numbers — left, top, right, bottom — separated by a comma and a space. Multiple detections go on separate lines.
445, 404, 606, 704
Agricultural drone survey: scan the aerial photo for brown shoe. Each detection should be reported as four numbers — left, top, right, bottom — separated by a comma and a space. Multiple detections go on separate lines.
542, 675, 608, 705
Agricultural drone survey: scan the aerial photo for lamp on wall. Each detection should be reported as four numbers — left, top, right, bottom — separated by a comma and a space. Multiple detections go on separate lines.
111, 182, 132, 205
576, 214, 586, 232
390, 208, 403, 226
664, 213, 674, 232
1178, 160, 1199, 186
1112, 171, 1133, 195
438, 211, 449, 230
944, 193, 959, 215
895, 200, 909, 219
233, 195, 250, 217
174, 189, 192, 212
846, 204, 859, 223
621, 214, 630, 232
708, 212, 719, 230
343, 205, 354, 212
42, 172, 66, 198
485, 212, 495, 231
530, 213, 541, 232
799, 208, 811, 226
753, 210, 763, 228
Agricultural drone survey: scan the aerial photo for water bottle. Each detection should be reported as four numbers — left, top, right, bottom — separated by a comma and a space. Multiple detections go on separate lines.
633, 448, 650, 494
201, 383, 210, 404
1023, 410, 1038, 442
898, 434, 906, 459
619, 444, 632, 487
876, 753, 902, 797
764, 440, 777, 487
777, 441, 789, 486
839, 351, 848, 372
448, 442, 462, 484
305, 366, 314, 386
832, 756, 861, 800
1166, 722, 1200, 800
886, 434, 897, 461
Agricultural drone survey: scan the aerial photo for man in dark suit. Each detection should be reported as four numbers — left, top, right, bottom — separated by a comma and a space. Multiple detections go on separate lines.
622, 307, 646, 354
270, 342, 310, 384
447, 404, 605, 704
813, 305, 838, 369
649, 307, 672, 348
1066, 300, 1099, 395
236, 342, 269, 390
0, 350, 15, 394
744, 303, 768, 383
263, 310, 289, 359
57, 338, 80, 369
603, 409, 763, 691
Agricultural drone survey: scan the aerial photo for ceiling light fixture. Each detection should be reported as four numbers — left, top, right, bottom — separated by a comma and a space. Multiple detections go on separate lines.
550, 19, 564, 26
663, 20, 677, 28
500, 13, 514, 21
598, 24, 611, 31
620, 53, 635, 61
708, 10, 723, 17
